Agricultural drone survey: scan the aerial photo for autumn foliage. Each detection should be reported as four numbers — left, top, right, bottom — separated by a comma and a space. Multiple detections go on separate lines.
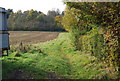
62, 2, 120, 72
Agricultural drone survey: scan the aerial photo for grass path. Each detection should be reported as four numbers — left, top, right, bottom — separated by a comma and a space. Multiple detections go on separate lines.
2, 33, 116, 79
34, 33, 108, 79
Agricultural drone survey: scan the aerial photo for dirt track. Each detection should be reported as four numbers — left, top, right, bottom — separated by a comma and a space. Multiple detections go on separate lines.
9, 31, 59, 45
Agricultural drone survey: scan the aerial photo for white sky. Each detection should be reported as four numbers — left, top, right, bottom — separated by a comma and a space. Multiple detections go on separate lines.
0, 0, 66, 14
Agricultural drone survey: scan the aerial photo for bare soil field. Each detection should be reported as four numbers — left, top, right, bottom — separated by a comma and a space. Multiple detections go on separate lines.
9, 31, 59, 45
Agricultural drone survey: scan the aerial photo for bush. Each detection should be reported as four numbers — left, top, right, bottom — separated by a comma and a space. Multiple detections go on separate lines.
80, 28, 105, 59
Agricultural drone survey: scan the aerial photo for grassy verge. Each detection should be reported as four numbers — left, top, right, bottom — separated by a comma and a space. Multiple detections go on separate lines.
2, 33, 117, 79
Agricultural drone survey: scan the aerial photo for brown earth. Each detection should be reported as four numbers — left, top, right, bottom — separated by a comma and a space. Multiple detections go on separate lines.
6, 70, 62, 79
9, 31, 59, 45
7, 70, 35, 79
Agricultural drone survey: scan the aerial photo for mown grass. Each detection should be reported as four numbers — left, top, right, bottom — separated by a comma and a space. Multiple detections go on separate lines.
2, 33, 116, 79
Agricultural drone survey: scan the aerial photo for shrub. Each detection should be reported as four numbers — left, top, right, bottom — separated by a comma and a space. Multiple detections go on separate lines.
80, 27, 105, 59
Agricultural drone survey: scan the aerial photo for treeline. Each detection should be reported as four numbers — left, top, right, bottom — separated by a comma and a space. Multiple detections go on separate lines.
59, 2, 119, 74
7, 9, 65, 31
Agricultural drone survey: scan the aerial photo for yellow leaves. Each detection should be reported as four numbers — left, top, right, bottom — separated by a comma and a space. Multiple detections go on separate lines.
62, 7, 79, 31
92, 5, 95, 8
55, 16, 62, 23
79, 21, 86, 25
64, 2, 120, 68
98, 28, 105, 34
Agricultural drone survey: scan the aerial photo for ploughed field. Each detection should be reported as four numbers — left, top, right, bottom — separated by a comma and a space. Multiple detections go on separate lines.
9, 31, 59, 45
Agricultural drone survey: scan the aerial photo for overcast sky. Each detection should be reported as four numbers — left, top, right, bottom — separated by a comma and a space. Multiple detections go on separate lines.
0, 0, 66, 14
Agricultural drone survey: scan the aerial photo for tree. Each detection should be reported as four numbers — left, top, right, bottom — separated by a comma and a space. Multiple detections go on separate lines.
7, 9, 65, 31
6, 9, 13, 18
62, 2, 120, 69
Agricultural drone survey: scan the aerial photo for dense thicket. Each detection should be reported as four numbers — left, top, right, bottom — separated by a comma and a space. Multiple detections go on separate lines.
62, 2, 120, 73
7, 9, 64, 31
